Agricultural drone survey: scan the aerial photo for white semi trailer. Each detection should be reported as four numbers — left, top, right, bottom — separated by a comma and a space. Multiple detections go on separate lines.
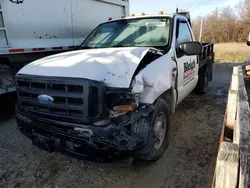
0, 0, 129, 117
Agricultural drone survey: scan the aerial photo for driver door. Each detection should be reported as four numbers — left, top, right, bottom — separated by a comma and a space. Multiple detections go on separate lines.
175, 19, 199, 104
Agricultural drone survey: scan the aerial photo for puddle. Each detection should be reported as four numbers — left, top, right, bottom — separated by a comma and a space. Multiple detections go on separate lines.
216, 89, 225, 96
215, 89, 227, 104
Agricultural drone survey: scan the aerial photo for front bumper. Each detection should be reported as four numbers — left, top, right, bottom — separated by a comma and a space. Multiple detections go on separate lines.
16, 109, 148, 157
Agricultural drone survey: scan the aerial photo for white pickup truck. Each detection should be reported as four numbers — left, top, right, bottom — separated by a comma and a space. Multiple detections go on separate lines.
15, 12, 214, 161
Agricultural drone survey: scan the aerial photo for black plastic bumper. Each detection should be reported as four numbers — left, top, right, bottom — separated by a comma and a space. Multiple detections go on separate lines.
16, 110, 146, 158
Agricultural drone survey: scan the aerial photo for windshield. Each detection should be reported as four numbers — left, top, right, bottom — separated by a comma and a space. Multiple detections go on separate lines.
81, 17, 171, 48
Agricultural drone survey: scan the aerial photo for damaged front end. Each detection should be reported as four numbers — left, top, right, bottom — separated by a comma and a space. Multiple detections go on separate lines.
15, 47, 166, 158
16, 84, 154, 157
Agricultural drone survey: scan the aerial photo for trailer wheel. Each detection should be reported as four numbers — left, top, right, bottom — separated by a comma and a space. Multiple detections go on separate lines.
0, 61, 15, 89
0, 61, 16, 121
194, 65, 208, 94
135, 99, 170, 161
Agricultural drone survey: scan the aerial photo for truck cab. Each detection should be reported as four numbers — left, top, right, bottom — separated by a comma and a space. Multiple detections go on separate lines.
15, 12, 214, 161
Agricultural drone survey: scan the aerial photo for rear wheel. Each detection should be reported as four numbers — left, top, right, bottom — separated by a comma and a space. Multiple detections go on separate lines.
194, 65, 208, 94
134, 99, 170, 161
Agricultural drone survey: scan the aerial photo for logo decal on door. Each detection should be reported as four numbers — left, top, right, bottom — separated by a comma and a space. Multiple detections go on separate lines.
183, 59, 195, 86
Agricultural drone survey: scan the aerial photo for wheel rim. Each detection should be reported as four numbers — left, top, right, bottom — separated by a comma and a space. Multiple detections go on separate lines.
153, 112, 166, 150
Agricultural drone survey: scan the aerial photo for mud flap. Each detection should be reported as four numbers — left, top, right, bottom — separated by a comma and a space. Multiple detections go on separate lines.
207, 58, 213, 81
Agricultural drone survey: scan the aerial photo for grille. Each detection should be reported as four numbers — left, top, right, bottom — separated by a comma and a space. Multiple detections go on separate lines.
16, 75, 105, 124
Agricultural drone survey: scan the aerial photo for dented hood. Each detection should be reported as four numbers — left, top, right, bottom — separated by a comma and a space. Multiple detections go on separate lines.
18, 47, 150, 88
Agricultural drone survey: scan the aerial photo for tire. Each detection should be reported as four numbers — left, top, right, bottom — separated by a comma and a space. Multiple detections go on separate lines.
135, 99, 170, 161
194, 65, 208, 94
0, 62, 16, 121
0, 62, 15, 90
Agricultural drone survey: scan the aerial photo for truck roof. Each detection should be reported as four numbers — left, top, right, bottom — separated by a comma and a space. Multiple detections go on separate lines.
105, 13, 188, 23
105, 12, 191, 26
125, 14, 174, 19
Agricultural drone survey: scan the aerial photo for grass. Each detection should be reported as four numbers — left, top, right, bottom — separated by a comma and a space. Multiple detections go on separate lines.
214, 43, 249, 63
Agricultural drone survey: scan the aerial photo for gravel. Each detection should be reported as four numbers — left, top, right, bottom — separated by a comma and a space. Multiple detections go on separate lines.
0, 63, 235, 188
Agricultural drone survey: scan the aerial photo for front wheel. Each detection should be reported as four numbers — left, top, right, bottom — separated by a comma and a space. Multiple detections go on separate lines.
135, 99, 170, 161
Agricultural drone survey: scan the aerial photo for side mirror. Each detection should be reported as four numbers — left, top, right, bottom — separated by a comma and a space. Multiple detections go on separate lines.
179, 41, 202, 56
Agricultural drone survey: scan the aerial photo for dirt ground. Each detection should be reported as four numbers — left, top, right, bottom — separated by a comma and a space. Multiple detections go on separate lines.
0, 63, 236, 188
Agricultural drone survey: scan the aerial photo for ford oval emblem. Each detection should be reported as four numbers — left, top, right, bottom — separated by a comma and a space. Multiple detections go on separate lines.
37, 95, 54, 104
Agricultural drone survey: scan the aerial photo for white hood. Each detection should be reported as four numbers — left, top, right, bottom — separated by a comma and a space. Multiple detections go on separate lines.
18, 47, 150, 88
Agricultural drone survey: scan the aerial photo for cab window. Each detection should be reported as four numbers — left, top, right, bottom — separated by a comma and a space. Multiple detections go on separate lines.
176, 21, 193, 57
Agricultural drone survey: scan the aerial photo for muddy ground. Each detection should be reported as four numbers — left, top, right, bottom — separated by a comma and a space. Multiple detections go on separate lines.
0, 63, 237, 188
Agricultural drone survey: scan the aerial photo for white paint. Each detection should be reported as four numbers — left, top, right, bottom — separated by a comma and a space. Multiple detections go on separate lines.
137, 49, 176, 104
18, 47, 150, 88
1, 0, 129, 49
132, 73, 144, 93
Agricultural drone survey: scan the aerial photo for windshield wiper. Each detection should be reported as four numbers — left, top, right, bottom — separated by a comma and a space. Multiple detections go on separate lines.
80, 45, 93, 49
110, 44, 127, 48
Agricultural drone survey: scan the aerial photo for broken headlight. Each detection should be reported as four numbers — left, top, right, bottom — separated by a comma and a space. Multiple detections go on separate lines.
106, 90, 139, 118
106, 90, 136, 109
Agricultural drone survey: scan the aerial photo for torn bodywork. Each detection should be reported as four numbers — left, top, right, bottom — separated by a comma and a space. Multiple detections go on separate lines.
132, 48, 164, 77
16, 103, 154, 156
131, 48, 175, 104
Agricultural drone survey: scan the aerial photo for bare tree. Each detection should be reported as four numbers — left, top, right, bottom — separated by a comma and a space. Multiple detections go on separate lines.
235, 0, 245, 16
192, 0, 250, 43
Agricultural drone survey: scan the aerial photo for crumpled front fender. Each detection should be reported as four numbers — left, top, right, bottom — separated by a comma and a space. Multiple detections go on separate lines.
133, 51, 176, 104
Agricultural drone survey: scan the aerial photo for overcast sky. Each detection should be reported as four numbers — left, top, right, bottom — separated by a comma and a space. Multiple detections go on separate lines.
130, 0, 239, 17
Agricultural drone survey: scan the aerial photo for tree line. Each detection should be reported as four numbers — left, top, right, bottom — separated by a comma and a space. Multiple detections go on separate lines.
192, 0, 250, 43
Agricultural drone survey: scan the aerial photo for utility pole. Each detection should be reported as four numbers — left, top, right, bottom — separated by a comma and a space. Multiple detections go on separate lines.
176, 0, 179, 12
199, 17, 203, 42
